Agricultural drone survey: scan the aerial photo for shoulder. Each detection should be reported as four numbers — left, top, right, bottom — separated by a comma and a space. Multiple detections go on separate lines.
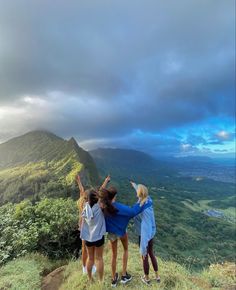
113, 202, 133, 214
113, 202, 123, 208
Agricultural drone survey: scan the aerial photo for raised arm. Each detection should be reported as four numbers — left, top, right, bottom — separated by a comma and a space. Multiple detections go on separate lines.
76, 175, 85, 198
100, 175, 111, 189
130, 181, 138, 192
117, 198, 153, 218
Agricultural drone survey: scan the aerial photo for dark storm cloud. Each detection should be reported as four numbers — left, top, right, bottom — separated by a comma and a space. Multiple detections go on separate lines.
0, 0, 235, 152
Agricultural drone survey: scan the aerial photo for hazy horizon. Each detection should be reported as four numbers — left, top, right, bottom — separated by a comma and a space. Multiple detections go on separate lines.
0, 129, 235, 160
0, 0, 235, 157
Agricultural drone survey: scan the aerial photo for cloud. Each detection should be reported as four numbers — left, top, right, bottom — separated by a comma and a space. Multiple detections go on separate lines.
215, 130, 234, 141
0, 0, 235, 156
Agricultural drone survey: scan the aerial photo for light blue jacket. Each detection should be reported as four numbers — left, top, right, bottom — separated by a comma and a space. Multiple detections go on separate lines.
133, 184, 156, 256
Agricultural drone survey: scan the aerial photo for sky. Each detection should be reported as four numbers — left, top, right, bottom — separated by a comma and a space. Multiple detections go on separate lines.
0, 0, 235, 157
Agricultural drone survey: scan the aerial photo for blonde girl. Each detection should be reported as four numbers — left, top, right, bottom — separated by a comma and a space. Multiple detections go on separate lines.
131, 182, 160, 285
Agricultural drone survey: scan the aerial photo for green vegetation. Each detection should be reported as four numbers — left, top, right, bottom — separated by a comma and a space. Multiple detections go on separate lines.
0, 131, 100, 205
101, 174, 235, 269
0, 253, 64, 290
90, 148, 235, 269
0, 132, 235, 288
0, 198, 79, 265
1, 242, 234, 290
61, 242, 235, 290
182, 199, 236, 223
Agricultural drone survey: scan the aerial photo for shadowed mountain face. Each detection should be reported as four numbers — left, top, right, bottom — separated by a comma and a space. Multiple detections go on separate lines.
90, 148, 235, 184
90, 148, 177, 181
0, 131, 100, 205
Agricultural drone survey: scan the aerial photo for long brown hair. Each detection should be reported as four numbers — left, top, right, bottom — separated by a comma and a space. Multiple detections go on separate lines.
99, 187, 118, 216
87, 189, 98, 207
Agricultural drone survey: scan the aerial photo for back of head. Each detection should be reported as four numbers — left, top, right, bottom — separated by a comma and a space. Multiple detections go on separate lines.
137, 184, 149, 206
99, 187, 118, 216
107, 186, 117, 199
87, 189, 98, 207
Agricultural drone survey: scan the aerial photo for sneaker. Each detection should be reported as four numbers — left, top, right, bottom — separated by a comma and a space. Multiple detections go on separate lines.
156, 277, 161, 283
141, 276, 151, 286
121, 272, 132, 284
111, 273, 119, 288
92, 265, 96, 275
82, 266, 87, 275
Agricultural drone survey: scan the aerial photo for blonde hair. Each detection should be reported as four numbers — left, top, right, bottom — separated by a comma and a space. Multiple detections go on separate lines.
77, 190, 89, 228
137, 184, 149, 206
77, 189, 89, 213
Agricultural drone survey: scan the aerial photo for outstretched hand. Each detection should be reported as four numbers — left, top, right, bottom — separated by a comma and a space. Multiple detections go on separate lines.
100, 174, 111, 189
76, 175, 81, 182
76, 174, 85, 196
130, 181, 136, 188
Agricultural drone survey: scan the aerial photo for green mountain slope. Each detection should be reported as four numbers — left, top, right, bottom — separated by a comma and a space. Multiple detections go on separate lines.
0, 131, 100, 204
90, 148, 236, 268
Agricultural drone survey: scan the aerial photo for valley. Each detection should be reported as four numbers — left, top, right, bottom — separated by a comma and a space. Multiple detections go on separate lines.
0, 131, 235, 271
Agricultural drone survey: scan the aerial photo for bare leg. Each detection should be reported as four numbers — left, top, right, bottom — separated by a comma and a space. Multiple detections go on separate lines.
86, 246, 95, 281
95, 245, 104, 282
120, 233, 128, 276
110, 239, 118, 280
82, 240, 88, 267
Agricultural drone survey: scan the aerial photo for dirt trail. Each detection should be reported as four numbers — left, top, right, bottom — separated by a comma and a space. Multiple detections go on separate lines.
41, 266, 66, 290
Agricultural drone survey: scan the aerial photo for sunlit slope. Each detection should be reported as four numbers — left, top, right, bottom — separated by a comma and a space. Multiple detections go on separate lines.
0, 131, 99, 204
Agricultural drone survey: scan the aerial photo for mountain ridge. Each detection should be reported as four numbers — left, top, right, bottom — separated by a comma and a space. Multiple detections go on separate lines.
0, 130, 100, 204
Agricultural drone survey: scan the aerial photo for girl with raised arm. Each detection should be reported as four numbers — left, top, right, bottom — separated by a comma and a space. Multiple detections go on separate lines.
99, 180, 152, 288
131, 181, 160, 286
76, 175, 90, 274
76, 175, 110, 277
80, 189, 106, 282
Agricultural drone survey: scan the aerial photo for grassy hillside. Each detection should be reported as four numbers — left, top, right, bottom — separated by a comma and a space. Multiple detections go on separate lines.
0, 243, 235, 290
125, 179, 235, 267
0, 131, 100, 204
90, 148, 236, 268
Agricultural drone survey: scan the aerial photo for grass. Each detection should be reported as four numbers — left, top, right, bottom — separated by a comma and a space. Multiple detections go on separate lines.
0, 243, 235, 290
59, 242, 235, 290
182, 199, 236, 222
0, 253, 65, 290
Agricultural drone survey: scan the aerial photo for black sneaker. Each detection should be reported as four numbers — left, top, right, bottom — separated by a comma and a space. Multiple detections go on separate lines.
111, 273, 119, 288
121, 272, 132, 284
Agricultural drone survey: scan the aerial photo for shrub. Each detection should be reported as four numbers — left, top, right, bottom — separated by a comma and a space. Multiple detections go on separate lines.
0, 198, 79, 265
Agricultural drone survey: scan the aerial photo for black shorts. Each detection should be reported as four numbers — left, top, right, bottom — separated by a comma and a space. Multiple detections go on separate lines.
85, 236, 105, 248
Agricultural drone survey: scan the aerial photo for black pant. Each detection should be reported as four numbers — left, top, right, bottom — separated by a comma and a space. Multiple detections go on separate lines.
139, 236, 158, 275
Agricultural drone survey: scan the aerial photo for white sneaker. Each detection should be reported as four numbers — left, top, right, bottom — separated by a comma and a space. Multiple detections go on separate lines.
92, 265, 97, 275
82, 266, 87, 275
83, 265, 96, 275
